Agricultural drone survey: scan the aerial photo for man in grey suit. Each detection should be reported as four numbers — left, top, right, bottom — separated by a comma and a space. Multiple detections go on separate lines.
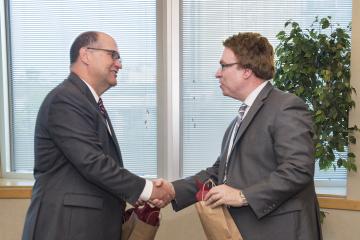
155, 32, 322, 240
22, 31, 173, 240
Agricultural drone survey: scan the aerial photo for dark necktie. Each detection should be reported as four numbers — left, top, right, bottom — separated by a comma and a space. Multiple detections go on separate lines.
98, 97, 107, 119
98, 97, 113, 136
223, 103, 248, 183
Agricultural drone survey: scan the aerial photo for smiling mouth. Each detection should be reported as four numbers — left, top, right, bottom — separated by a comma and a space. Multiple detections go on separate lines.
111, 70, 118, 77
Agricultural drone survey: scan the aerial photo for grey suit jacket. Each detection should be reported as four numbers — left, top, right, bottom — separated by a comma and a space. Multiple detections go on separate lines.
172, 82, 322, 240
22, 72, 145, 240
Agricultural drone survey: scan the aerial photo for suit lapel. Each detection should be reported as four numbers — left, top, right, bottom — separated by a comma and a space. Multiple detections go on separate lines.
218, 118, 237, 181
100, 113, 123, 164
67, 73, 123, 161
231, 82, 274, 153
225, 118, 237, 152
105, 115, 123, 161
68, 72, 97, 107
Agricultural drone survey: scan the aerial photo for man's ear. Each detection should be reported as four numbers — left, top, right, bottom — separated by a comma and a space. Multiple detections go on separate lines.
79, 47, 90, 65
243, 68, 253, 79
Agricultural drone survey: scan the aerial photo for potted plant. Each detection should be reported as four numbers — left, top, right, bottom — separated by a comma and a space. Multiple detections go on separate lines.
273, 16, 357, 173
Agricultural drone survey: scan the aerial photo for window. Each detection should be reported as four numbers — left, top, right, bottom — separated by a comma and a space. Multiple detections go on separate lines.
180, 0, 352, 195
0, 0, 157, 178
0, 0, 353, 195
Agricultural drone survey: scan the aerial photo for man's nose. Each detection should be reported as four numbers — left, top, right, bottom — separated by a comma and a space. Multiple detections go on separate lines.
215, 67, 222, 78
114, 60, 122, 69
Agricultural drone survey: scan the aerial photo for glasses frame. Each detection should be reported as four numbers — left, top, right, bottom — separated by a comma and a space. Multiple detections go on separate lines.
87, 47, 121, 61
220, 62, 241, 71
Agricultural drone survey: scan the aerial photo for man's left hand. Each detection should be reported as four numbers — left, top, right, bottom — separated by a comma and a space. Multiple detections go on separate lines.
204, 184, 247, 208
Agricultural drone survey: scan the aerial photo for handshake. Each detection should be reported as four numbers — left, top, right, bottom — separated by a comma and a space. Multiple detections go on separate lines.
139, 178, 247, 209
145, 179, 175, 208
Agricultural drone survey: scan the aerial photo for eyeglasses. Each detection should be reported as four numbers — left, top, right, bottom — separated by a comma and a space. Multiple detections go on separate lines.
87, 47, 121, 61
220, 62, 241, 71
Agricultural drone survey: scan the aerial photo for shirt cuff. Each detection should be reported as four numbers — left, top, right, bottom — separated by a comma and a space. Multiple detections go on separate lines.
139, 179, 153, 201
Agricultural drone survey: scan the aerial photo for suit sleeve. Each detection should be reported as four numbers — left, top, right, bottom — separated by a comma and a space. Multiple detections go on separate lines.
171, 159, 220, 211
171, 122, 234, 211
47, 93, 145, 205
242, 96, 315, 219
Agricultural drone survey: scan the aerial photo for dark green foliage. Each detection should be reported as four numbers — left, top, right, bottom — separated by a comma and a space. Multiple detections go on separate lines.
319, 210, 328, 224
274, 17, 358, 172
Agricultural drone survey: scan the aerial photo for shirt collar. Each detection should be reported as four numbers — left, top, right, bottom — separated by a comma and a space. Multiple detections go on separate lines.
243, 80, 269, 107
81, 79, 100, 103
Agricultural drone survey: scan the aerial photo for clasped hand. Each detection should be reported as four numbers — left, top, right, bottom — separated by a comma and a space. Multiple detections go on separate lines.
146, 178, 175, 208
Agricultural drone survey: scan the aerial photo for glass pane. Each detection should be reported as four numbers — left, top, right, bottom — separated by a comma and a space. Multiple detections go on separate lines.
8, 0, 157, 177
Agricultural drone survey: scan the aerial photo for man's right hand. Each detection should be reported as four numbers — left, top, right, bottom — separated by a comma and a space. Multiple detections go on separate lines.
149, 178, 175, 208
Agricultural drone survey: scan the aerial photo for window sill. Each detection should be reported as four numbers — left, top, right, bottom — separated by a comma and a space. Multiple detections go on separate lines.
1, 179, 360, 211
317, 194, 360, 211
0, 178, 34, 199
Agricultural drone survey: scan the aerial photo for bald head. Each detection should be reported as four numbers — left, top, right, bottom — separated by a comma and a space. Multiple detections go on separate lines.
70, 31, 99, 64
70, 31, 117, 65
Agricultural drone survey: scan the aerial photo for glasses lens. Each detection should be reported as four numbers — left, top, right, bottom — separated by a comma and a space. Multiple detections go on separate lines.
112, 51, 120, 60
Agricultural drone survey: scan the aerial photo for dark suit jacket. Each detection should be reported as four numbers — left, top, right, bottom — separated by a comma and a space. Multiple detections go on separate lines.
22, 73, 145, 240
172, 82, 322, 240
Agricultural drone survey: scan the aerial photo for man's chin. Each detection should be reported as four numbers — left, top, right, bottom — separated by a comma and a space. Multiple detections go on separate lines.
219, 86, 226, 96
109, 79, 117, 87
220, 89, 228, 96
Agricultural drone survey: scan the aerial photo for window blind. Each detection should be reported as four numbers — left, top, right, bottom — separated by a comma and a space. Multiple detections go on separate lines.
181, 0, 352, 186
7, 0, 157, 177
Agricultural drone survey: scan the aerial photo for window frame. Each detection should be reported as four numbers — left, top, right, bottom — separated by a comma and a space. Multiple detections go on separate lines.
1, 0, 27, 178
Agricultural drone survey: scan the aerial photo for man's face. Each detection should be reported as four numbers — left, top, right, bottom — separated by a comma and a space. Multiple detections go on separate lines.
215, 47, 247, 100
87, 33, 122, 90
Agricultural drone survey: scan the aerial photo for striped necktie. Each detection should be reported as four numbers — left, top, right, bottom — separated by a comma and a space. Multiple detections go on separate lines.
98, 97, 107, 119
223, 103, 248, 183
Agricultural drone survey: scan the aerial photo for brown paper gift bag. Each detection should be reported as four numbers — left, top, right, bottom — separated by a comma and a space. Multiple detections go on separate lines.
121, 203, 160, 240
195, 202, 243, 240
121, 209, 136, 240
195, 179, 243, 240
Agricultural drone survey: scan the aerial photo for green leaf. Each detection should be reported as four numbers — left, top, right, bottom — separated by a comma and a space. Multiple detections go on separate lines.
285, 20, 292, 28
291, 22, 299, 28
349, 136, 356, 144
337, 158, 343, 168
320, 210, 328, 224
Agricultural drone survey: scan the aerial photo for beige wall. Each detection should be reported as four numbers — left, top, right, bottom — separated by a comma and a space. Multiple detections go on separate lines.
0, 199, 208, 240
0, 199, 29, 240
1, 1, 360, 240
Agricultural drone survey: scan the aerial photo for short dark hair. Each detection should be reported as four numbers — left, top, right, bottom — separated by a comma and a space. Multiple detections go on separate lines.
70, 31, 98, 64
223, 32, 274, 80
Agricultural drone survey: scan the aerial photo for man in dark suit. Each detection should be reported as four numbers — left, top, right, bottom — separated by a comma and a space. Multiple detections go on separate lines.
155, 32, 322, 240
22, 31, 173, 240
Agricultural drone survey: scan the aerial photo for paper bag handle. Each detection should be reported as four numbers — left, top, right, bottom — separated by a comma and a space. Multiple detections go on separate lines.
201, 178, 216, 201
145, 210, 162, 226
